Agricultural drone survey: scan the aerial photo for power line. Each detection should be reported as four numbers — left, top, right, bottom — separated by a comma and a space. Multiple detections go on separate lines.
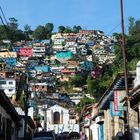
0, 15, 8, 31
0, 6, 8, 25
107, 23, 121, 36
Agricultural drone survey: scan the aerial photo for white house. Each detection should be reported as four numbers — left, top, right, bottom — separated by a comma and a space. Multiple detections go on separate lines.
68, 47, 77, 54
65, 41, 77, 47
53, 38, 65, 45
0, 79, 16, 97
52, 45, 64, 51
32, 46, 46, 58
38, 104, 79, 134
69, 93, 83, 105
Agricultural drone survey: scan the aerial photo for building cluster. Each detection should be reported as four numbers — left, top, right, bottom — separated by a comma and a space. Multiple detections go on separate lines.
80, 62, 140, 140
0, 30, 116, 139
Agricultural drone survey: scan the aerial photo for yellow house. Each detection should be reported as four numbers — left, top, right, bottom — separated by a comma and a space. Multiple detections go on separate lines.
0, 52, 17, 58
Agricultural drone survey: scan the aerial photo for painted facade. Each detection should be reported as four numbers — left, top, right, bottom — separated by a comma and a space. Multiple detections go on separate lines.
19, 47, 32, 57
32, 46, 46, 57
38, 104, 79, 134
0, 79, 16, 97
56, 51, 73, 59
0, 52, 17, 58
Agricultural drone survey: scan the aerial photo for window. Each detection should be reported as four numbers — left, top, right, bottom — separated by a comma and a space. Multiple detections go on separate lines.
53, 112, 60, 124
9, 81, 13, 85
9, 89, 13, 92
0, 81, 6, 85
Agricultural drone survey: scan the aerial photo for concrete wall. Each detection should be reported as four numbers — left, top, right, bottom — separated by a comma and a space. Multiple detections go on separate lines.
90, 123, 99, 140
0, 79, 16, 97
0, 105, 17, 140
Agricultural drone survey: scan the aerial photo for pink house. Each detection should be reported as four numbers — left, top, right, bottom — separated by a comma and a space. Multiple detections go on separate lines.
19, 47, 32, 57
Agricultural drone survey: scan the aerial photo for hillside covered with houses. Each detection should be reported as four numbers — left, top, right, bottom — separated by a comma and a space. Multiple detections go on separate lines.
0, 16, 140, 139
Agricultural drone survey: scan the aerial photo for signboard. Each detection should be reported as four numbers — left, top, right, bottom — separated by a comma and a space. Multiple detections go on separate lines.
110, 101, 122, 117
114, 90, 125, 111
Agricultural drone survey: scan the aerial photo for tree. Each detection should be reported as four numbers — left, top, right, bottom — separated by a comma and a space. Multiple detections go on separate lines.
128, 58, 138, 71
45, 23, 54, 39
45, 23, 54, 33
73, 25, 82, 33
70, 75, 86, 87
58, 26, 65, 33
14, 29, 25, 41
75, 97, 95, 114
0, 25, 7, 41
24, 24, 32, 40
8, 17, 18, 30
33, 25, 46, 40
64, 26, 72, 33
128, 17, 135, 36
86, 76, 97, 95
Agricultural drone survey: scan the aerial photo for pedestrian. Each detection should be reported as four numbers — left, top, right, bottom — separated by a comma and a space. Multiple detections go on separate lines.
81, 132, 85, 140
85, 134, 88, 140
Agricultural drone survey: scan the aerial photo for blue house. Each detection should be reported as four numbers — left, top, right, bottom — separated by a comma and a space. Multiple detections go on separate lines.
34, 65, 50, 72
80, 61, 94, 71
56, 50, 73, 59
12, 46, 22, 53
5, 58, 17, 68
86, 42, 95, 47
40, 39, 51, 45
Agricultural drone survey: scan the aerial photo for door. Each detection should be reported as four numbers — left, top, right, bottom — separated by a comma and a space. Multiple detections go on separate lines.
98, 124, 104, 140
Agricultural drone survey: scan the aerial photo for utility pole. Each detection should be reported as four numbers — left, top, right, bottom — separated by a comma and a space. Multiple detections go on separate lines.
120, 0, 130, 139
23, 72, 30, 140
43, 104, 48, 131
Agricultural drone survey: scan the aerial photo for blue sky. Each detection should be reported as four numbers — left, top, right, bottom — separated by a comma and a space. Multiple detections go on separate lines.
0, 0, 140, 35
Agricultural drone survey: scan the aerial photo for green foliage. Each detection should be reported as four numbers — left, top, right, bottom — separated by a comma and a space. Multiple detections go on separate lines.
45, 23, 54, 33
112, 17, 140, 72
58, 26, 65, 33
17, 91, 25, 109
8, 17, 18, 30
0, 17, 27, 42
70, 75, 86, 87
33, 25, 46, 40
24, 24, 33, 40
45, 23, 54, 39
0, 25, 7, 40
86, 76, 96, 95
73, 25, 82, 33
33, 23, 54, 40
64, 26, 72, 33
75, 97, 95, 114
86, 71, 113, 100
128, 58, 139, 71
99, 73, 113, 90
128, 17, 135, 36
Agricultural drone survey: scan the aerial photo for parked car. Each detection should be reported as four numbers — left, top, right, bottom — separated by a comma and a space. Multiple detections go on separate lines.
32, 131, 56, 140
